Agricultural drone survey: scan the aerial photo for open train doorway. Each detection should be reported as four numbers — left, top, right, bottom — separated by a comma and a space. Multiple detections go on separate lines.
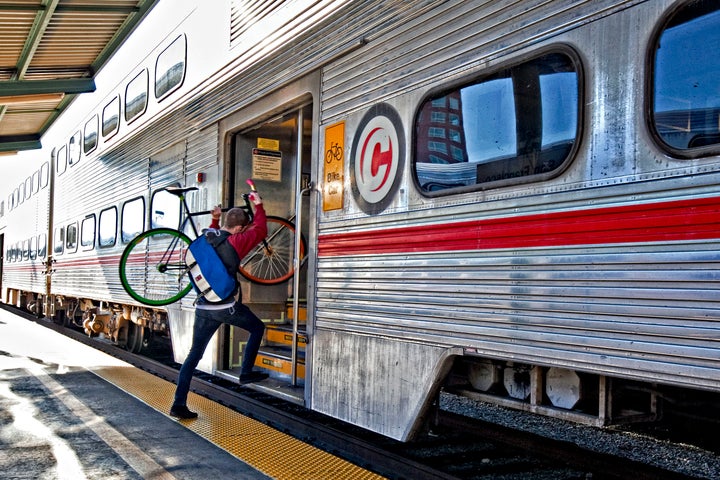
218, 101, 313, 403
0, 233, 4, 303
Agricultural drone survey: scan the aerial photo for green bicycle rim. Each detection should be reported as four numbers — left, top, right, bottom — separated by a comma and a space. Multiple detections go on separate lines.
119, 227, 193, 306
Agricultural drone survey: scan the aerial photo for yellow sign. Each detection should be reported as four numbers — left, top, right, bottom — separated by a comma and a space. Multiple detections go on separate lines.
323, 122, 345, 211
257, 137, 280, 151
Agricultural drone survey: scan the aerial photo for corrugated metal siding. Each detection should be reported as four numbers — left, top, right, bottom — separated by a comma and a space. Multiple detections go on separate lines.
316, 240, 720, 389
230, 0, 287, 47
185, 0, 438, 128
313, 0, 720, 392
320, 0, 645, 122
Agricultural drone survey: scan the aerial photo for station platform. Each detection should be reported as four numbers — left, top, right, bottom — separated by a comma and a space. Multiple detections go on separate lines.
0, 308, 385, 479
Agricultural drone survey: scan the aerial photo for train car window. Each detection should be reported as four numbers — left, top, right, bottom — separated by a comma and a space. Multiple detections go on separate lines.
54, 227, 64, 255
18, 183, 25, 205
414, 51, 580, 194
151, 188, 180, 229
29, 236, 37, 260
22, 239, 29, 260
0, 200, 4, 217
24, 177, 31, 200
66, 222, 78, 253
40, 162, 49, 189
68, 131, 81, 166
121, 197, 145, 243
57, 145, 68, 175
99, 207, 117, 247
32, 171, 39, 194
84, 115, 98, 154
155, 34, 186, 100
652, 1, 720, 155
37, 233, 46, 259
81, 215, 96, 250
125, 69, 148, 123
102, 96, 121, 139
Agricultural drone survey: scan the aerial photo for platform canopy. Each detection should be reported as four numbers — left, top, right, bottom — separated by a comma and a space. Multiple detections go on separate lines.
0, 0, 159, 154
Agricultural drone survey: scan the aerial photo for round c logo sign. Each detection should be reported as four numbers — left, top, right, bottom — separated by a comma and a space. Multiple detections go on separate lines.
350, 103, 405, 215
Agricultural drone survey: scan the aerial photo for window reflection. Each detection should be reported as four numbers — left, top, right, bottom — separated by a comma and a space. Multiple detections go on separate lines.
122, 197, 145, 242
653, 1, 720, 151
151, 189, 180, 229
415, 52, 579, 193
155, 35, 186, 99
99, 207, 117, 247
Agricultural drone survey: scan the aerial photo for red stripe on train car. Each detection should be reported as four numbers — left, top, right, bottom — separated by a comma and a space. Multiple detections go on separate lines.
317, 196, 720, 257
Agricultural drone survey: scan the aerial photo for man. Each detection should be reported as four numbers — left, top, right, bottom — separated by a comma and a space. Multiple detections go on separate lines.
170, 191, 269, 419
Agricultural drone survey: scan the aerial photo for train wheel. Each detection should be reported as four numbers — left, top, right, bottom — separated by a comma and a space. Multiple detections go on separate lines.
239, 216, 306, 285
126, 322, 145, 353
119, 228, 193, 306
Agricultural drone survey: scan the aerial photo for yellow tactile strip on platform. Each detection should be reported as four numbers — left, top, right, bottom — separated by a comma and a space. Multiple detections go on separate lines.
91, 366, 385, 480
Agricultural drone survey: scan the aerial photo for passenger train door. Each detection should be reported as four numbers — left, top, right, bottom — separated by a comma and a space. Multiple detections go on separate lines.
0, 233, 4, 300
220, 92, 315, 401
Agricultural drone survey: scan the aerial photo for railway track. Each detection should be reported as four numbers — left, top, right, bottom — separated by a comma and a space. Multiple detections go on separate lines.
10, 309, 707, 480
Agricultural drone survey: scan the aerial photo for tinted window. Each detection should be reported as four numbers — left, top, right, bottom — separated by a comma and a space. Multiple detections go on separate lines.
81, 215, 96, 249
102, 96, 121, 138
414, 52, 579, 193
99, 207, 117, 247
40, 162, 49, 188
69, 131, 81, 165
125, 69, 149, 122
155, 35, 186, 99
653, 1, 720, 152
57, 145, 67, 175
37, 233, 47, 258
84, 115, 98, 154
54, 227, 64, 254
66, 223, 78, 253
122, 197, 145, 242
32, 171, 39, 194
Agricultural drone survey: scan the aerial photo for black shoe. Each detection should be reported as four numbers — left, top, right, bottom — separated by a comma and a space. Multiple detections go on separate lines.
170, 405, 198, 419
239, 371, 269, 384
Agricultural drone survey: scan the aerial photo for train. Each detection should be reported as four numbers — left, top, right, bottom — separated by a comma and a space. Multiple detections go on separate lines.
1, 0, 719, 441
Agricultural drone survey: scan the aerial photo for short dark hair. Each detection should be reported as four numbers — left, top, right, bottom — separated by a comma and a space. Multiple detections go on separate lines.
225, 207, 248, 228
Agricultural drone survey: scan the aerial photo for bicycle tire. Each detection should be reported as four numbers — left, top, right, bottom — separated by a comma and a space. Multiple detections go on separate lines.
239, 216, 306, 285
119, 227, 193, 306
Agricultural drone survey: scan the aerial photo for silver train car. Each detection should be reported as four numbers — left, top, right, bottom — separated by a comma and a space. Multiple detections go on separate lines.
1, 0, 719, 441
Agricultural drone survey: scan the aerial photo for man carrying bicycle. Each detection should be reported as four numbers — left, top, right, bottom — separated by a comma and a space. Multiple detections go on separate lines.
170, 190, 269, 419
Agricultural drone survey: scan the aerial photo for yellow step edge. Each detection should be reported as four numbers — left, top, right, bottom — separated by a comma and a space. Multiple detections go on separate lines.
265, 327, 307, 346
256, 352, 305, 379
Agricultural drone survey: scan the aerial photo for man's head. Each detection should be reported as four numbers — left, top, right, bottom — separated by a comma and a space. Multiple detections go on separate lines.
224, 207, 249, 232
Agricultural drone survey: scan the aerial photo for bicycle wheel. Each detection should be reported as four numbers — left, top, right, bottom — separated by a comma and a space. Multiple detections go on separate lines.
239, 216, 306, 285
119, 228, 193, 306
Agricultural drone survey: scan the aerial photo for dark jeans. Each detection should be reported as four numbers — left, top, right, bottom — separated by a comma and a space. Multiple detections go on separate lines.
173, 302, 265, 407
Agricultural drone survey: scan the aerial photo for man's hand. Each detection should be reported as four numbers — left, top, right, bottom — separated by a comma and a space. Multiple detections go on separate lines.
248, 192, 262, 205
211, 205, 222, 219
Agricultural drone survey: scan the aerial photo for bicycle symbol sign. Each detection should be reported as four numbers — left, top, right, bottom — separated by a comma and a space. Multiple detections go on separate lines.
350, 103, 405, 215
325, 142, 343, 164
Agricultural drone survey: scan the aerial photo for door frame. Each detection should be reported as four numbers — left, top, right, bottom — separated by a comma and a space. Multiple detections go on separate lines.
218, 70, 320, 400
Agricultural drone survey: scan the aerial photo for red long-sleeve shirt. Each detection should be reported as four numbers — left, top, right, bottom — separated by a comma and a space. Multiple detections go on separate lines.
209, 204, 268, 259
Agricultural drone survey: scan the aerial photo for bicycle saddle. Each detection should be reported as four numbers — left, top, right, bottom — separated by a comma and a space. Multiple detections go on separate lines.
165, 186, 199, 196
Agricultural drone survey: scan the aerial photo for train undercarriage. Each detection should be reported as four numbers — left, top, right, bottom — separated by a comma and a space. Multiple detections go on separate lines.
3, 287, 168, 354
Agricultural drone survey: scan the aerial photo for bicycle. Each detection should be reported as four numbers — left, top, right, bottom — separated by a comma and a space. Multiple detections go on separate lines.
118, 180, 306, 306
